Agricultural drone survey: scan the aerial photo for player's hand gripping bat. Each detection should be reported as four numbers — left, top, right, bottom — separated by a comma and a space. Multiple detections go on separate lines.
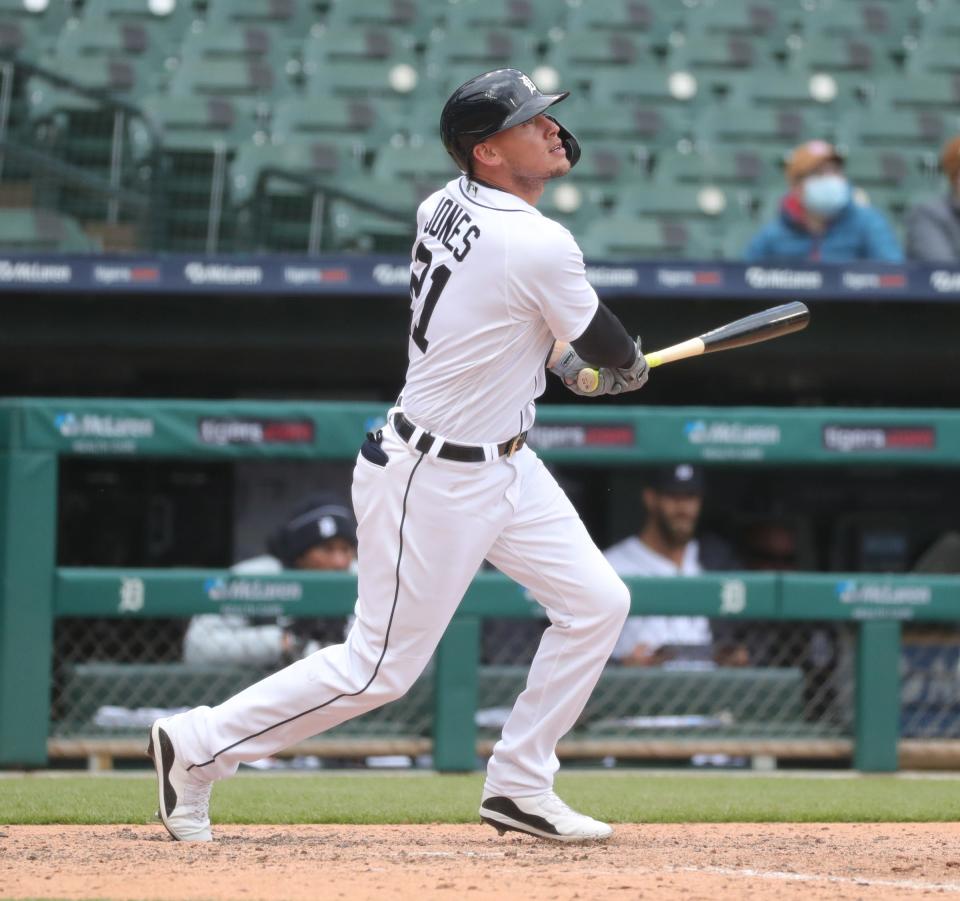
574, 301, 810, 394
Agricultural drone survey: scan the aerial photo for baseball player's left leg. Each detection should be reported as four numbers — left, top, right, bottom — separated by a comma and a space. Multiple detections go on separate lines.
479, 448, 629, 840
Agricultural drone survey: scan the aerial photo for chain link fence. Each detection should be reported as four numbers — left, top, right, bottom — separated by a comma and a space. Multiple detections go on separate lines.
50, 609, 859, 768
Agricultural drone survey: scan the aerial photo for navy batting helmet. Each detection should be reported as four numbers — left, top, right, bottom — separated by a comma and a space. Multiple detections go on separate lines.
440, 68, 581, 174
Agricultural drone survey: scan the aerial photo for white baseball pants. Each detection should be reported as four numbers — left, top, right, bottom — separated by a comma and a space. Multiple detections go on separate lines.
169, 420, 629, 796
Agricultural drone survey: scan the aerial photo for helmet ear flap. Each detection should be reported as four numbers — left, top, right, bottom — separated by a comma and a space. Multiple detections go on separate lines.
546, 115, 581, 168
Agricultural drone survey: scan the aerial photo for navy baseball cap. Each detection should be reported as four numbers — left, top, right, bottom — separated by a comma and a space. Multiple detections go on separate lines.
267, 493, 357, 566
650, 464, 705, 495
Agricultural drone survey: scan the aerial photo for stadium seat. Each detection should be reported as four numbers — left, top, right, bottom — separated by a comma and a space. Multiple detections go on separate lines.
613, 183, 746, 226
444, 0, 554, 39
565, 141, 648, 199
325, 0, 434, 39
804, 1, 918, 48
683, 1, 792, 41
669, 33, 770, 72
54, 17, 168, 70
700, 106, 812, 148
82, 0, 198, 45
916, 2, 960, 40
302, 25, 418, 79
303, 59, 421, 117
906, 36, 960, 76
132, 94, 260, 155
563, 0, 678, 40
723, 70, 863, 117
326, 199, 414, 253
0, 208, 100, 252
371, 139, 459, 194
179, 25, 290, 66
271, 96, 400, 152
169, 57, 281, 99
873, 74, 960, 112
546, 32, 659, 77
578, 214, 717, 260
841, 147, 928, 192
0, 18, 44, 60
838, 109, 956, 150
537, 180, 607, 233
422, 27, 538, 74
786, 34, 898, 74
655, 147, 780, 194
560, 99, 692, 148
719, 219, 763, 260
0, 0, 74, 38
205, 0, 317, 37
590, 67, 702, 108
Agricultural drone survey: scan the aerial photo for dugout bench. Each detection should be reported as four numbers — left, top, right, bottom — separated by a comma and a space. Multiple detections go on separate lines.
2, 398, 960, 772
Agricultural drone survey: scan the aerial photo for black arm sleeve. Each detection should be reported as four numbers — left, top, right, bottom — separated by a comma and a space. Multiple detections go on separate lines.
570, 302, 637, 368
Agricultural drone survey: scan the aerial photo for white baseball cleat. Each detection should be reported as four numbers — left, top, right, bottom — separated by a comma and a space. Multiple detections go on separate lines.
479, 789, 613, 842
147, 719, 213, 842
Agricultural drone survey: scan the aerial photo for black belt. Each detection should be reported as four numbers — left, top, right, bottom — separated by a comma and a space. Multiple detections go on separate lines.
392, 412, 527, 462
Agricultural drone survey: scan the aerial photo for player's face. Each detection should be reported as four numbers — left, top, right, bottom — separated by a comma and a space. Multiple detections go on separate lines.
648, 490, 702, 547
295, 537, 356, 571
483, 114, 571, 181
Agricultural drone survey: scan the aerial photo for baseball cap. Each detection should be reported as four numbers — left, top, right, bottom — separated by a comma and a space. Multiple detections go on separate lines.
941, 135, 960, 182
785, 140, 845, 182
650, 464, 705, 495
267, 493, 357, 567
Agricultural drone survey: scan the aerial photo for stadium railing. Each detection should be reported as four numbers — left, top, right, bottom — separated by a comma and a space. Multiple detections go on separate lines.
1, 398, 959, 773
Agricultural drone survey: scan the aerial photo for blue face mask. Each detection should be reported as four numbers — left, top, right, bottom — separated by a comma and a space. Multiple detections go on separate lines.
802, 174, 850, 218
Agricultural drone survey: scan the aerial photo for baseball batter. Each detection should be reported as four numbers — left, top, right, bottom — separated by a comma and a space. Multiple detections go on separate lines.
149, 68, 649, 843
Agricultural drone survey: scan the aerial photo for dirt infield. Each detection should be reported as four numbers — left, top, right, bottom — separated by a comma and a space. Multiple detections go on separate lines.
3, 823, 960, 900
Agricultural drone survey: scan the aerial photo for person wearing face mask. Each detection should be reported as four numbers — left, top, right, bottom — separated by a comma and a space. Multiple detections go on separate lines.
905, 135, 960, 263
744, 140, 903, 263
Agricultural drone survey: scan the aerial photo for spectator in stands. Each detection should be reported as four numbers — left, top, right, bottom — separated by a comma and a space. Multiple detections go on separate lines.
905, 135, 960, 263
183, 493, 357, 667
603, 464, 745, 667
744, 140, 903, 263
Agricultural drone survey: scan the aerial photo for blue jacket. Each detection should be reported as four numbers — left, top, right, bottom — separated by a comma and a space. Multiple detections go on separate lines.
744, 194, 904, 263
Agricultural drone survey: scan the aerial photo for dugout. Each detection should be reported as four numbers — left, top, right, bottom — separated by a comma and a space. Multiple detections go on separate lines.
3, 398, 960, 774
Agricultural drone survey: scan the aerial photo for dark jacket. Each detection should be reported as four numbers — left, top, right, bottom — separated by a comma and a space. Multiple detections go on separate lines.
905, 194, 960, 263
745, 192, 903, 263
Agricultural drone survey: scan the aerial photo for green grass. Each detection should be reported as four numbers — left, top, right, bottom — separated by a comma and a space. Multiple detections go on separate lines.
2, 771, 960, 825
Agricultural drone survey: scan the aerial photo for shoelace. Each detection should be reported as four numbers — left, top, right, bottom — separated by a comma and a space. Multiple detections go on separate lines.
180, 780, 212, 819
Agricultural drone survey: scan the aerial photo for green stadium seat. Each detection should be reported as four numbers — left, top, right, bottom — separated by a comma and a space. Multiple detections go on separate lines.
837, 109, 956, 150
131, 94, 260, 155
546, 32, 659, 77
560, 99, 692, 147
423, 27, 538, 74
578, 214, 717, 260
271, 95, 401, 151
906, 36, 960, 75
805, 1, 918, 49
0, 208, 100, 252
565, 141, 648, 198
537, 180, 606, 233
684, 1, 793, 41
371, 139, 459, 193
444, 0, 554, 39
303, 59, 421, 116
723, 70, 864, 116
874, 74, 960, 112
917, 3, 960, 40
850, 186, 915, 223
669, 33, 772, 72
0, 18, 45, 60
55, 17, 168, 68
82, 0, 198, 44
700, 106, 813, 148
614, 183, 746, 225
326, 199, 414, 253
179, 25, 290, 67
655, 147, 780, 194
719, 219, 763, 261
301, 26, 418, 79
169, 56, 283, 98
841, 147, 928, 192
563, 0, 679, 41
0, 0, 73, 37
325, 0, 434, 39
786, 34, 898, 74
205, 0, 317, 37
590, 67, 702, 108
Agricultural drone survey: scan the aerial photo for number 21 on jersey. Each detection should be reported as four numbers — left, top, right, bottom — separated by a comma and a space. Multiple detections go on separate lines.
409, 241, 451, 354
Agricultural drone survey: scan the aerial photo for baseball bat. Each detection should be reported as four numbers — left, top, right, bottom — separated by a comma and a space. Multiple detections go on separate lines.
577, 301, 810, 392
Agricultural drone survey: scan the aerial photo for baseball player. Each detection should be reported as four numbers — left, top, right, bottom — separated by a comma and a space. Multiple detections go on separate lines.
148, 68, 649, 843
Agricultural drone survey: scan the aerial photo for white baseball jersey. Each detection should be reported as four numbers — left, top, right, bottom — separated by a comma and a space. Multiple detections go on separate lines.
603, 536, 712, 658
402, 177, 599, 444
